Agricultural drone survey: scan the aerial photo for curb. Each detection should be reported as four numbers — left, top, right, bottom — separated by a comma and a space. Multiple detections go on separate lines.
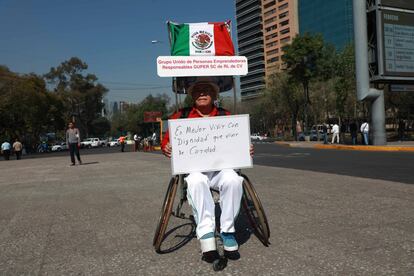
274, 141, 292, 147
274, 141, 414, 152
314, 144, 414, 152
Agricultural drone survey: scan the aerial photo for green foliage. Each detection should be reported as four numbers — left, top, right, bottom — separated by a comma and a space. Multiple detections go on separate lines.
110, 94, 170, 137
0, 68, 65, 145
241, 36, 363, 139
44, 57, 108, 137
283, 33, 325, 88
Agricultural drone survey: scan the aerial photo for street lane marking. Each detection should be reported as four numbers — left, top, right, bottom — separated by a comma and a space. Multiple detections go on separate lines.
255, 152, 310, 158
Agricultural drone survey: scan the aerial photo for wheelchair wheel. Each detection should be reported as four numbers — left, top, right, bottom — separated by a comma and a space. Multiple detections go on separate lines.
241, 174, 270, 246
153, 175, 179, 253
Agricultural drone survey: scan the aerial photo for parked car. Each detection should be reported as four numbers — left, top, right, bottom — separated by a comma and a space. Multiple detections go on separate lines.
108, 139, 119, 147
81, 138, 100, 148
251, 133, 266, 141
310, 124, 327, 141
51, 142, 68, 152
98, 138, 108, 147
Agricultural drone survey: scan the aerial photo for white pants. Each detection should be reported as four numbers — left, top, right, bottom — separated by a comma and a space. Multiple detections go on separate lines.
185, 169, 243, 239
332, 133, 339, 144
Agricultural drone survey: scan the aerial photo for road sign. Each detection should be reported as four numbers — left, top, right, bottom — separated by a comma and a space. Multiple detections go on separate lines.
379, 0, 412, 10
381, 10, 414, 78
390, 84, 414, 92
144, 111, 162, 123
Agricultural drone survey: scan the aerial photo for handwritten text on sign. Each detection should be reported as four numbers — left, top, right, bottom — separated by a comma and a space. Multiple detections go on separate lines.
157, 56, 248, 77
168, 114, 252, 175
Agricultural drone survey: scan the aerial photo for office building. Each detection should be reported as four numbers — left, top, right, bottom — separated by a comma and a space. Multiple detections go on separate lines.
236, 0, 266, 100
262, 0, 299, 74
236, 0, 299, 101
299, 0, 354, 50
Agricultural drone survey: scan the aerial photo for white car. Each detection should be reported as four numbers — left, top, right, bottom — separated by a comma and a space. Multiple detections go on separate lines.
81, 138, 100, 148
51, 142, 68, 152
108, 140, 119, 147
250, 134, 265, 141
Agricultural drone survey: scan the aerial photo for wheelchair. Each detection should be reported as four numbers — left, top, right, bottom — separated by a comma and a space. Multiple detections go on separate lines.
153, 172, 270, 253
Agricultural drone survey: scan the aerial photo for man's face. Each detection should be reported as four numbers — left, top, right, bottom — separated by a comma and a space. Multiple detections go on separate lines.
191, 84, 216, 108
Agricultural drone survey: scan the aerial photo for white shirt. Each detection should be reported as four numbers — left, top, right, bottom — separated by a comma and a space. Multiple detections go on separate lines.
134, 134, 138, 141
360, 122, 369, 133
332, 124, 339, 134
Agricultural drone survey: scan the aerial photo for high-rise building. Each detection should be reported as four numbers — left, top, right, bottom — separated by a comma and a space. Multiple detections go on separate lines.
262, 0, 299, 75
298, 0, 353, 50
236, 0, 265, 101
236, 0, 299, 101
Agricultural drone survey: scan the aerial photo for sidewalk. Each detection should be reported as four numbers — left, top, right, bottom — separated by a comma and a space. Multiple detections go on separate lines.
275, 140, 414, 152
0, 151, 412, 275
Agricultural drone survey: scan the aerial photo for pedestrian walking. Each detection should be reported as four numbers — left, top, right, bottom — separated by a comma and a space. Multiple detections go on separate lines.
331, 123, 340, 144
360, 120, 369, 145
133, 134, 140, 152
119, 136, 126, 152
322, 123, 328, 144
151, 132, 157, 150
1, 140, 11, 160
12, 138, 23, 160
340, 122, 347, 144
66, 121, 82, 166
349, 120, 358, 145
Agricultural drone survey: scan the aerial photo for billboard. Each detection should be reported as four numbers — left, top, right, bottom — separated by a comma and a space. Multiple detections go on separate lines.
374, 9, 414, 82
379, 0, 413, 10
381, 10, 414, 77
144, 111, 162, 123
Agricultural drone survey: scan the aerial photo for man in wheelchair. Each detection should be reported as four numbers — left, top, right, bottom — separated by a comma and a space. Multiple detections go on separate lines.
161, 77, 253, 262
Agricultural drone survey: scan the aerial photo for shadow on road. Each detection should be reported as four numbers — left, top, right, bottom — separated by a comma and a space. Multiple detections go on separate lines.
80, 161, 99, 166
156, 222, 196, 254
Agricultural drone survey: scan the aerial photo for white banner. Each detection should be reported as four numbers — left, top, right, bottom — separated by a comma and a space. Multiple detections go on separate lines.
157, 56, 248, 77
168, 114, 252, 175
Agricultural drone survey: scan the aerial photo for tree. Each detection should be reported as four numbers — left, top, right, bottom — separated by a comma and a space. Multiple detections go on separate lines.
0, 67, 65, 149
110, 94, 170, 137
44, 57, 108, 137
266, 72, 304, 139
283, 33, 325, 132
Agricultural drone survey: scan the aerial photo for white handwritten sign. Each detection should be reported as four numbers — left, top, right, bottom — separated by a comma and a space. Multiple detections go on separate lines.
157, 56, 248, 77
168, 114, 252, 175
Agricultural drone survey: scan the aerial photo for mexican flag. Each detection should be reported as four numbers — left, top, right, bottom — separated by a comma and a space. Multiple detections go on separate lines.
168, 21, 235, 56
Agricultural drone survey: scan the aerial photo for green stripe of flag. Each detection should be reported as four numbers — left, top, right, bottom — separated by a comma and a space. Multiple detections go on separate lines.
169, 23, 190, 56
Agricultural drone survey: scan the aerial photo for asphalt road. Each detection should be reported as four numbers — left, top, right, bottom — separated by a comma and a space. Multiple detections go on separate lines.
253, 143, 414, 185
10, 142, 414, 184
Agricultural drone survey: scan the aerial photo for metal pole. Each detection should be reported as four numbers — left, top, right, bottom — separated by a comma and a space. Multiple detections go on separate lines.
353, 0, 386, 145
173, 77, 178, 112
232, 77, 237, 114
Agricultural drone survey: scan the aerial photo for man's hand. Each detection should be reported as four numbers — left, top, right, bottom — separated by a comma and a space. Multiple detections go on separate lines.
250, 144, 254, 156
163, 143, 172, 158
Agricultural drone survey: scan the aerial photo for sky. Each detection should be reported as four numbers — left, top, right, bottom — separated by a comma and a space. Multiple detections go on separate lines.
0, 0, 238, 103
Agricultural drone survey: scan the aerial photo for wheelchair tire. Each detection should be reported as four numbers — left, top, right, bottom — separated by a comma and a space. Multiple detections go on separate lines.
241, 174, 270, 246
153, 175, 179, 253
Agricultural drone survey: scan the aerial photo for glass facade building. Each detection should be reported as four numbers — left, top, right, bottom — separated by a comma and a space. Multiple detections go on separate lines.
236, 0, 299, 101
236, 0, 266, 100
298, 0, 354, 50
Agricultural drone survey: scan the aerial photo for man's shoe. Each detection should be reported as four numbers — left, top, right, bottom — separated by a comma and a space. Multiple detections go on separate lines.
200, 232, 218, 263
202, 250, 220, 263
221, 232, 238, 251
79, 160, 82, 165
70, 163, 75, 166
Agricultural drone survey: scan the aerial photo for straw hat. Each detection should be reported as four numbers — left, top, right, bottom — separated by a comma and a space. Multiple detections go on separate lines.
187, 76, 220, 97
